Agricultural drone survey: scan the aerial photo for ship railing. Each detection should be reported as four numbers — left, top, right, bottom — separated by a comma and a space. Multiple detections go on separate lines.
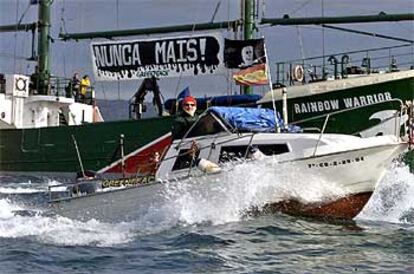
0, 74, 5, 94
274, 44, 414, 87
290, 98, 408, 138
49, 76, 95, 105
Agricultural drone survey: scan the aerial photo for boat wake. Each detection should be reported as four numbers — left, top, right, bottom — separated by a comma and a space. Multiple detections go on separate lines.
356, 163, 414, 225
0, 198, 137, 247
0, 160, 412, 246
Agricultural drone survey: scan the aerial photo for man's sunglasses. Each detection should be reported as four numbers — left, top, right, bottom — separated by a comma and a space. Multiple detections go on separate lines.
184, 104, 195, 107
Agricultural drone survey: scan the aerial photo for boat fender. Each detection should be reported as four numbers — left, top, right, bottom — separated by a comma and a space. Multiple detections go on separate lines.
248, 146, 266, 160
196, 158, 221, 174
293, 65, 304, 82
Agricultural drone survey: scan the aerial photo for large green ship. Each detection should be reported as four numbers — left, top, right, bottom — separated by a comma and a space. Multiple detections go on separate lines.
0, 0, 413, 174
259, 69, 414, 135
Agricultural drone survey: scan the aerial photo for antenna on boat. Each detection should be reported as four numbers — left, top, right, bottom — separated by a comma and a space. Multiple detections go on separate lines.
408, 101, 414, 149
263, 40, 281, 133
282, 87, 288, 128
120, 134, 126, 177
71, 134, 85, 178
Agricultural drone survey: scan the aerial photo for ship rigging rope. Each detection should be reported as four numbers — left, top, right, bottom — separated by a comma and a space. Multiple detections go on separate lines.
116, 0, 121, 100
288, 0, 313, 16
13, 0, 20, 73
59, 0, 68, 35
321, 0, 326, 76
173, 1, 210, 99
60, 0, 69, 77
17, 1, 31, 26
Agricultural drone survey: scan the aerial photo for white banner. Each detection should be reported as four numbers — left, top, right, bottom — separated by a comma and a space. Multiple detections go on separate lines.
90, 32, 225, 81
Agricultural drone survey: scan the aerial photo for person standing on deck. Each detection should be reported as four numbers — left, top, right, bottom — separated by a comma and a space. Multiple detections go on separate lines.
172, 96, 198, 139
80, 75, 90, 103
72, 72, 80, 97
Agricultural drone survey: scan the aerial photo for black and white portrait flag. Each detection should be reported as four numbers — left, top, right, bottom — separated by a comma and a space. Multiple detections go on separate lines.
224, 38, 266, 69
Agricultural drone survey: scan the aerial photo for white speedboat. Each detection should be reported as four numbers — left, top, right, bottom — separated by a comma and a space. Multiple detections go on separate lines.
46, 107, 409, 222
156, 107, 409, 219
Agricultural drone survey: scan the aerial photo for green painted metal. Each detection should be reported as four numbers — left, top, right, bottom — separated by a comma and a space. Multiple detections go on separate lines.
0, 23, 36, 32
1, 76, 412, 173
57, 13, 414, 41
262, 78, 414, 132
1, 2, 413, 173
59, 20, 239, 41
261, 13, 414, 26
37, 0, 51, 95
243, 0, 255, 95
321, 25, 414, 43
0, 116, 174, 173
260, 77, 414, 171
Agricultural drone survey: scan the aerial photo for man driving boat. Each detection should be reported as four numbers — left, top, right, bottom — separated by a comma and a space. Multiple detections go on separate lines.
172, 96, 198, 139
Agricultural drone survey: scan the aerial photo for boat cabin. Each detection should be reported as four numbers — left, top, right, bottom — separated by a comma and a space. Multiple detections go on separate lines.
156, 107, 308, 180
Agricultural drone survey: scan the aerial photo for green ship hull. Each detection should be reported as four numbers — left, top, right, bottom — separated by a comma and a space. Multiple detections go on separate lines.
265, 77, 413, 133
260, 72, 414, 170
1, 72, 413, 174
0, 116, 174, 174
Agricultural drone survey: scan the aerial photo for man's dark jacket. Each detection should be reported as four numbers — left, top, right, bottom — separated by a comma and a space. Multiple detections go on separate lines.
172, 111, 198, 139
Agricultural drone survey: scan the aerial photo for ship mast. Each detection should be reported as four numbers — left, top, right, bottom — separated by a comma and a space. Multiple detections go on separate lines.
243, 0, 256, 95
0, 0, 52, 95
37, 0, 52, 95
0, 1, 412, 97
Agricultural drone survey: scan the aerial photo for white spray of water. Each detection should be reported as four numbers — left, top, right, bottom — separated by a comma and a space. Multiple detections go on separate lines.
0, 176, 137, 246
0, 198, 136, 246
356, 164, 414, 224
0, 178, 63, 194
0, 187, 45, 194
0, 199, 25, 219
141, 158, 347, 226
1, 160, 412, 246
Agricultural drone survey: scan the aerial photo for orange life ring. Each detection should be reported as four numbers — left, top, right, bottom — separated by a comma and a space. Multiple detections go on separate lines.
293, 65, 304, 82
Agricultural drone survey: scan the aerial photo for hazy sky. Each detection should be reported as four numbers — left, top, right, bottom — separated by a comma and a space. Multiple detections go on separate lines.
1, 0, 413, 100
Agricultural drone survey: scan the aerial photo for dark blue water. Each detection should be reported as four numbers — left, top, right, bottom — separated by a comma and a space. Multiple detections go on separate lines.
0, 163, 413, 273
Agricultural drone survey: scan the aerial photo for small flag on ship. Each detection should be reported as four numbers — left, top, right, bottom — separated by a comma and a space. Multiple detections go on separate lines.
233, 63, 268, 86
175, 86, 191, 111
177, 86, 190, 100
224, 38, 269, 86
224, 38, 266, 68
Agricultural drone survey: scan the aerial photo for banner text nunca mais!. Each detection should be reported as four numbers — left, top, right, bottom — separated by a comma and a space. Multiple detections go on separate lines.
90, 33, 225, 81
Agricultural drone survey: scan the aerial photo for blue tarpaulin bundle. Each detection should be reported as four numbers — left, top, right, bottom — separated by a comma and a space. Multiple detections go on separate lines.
209, 106, 301, 133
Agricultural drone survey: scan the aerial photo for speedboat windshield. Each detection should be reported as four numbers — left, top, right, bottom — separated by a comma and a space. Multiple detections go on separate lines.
185, 112, 228, 138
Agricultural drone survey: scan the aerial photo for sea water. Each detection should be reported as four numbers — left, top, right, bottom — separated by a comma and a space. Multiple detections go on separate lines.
0, 160, 413, 273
